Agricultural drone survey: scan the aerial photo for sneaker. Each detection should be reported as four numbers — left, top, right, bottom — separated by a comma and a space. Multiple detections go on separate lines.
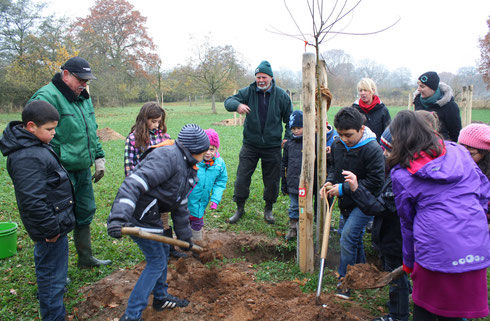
119, 314, 143, 321
334, 287, 351, 300
372, 315, 400, 321
153, 294, 189, 311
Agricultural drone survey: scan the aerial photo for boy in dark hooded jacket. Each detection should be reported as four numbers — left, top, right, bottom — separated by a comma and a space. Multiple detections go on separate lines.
0, 100, 75, 321
107, 124, 210, 321
321, 106, 385, 300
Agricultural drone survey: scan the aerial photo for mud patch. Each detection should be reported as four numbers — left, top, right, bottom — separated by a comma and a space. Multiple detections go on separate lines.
72, 230, 374, 320
213, 117, 244, 126
340, 263, 389, 290
97, 127, 125, 141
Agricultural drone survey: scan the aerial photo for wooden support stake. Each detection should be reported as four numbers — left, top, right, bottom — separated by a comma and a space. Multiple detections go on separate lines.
461, 86, 468, 127
315, 60, 328, 253
299, 52, 316, 273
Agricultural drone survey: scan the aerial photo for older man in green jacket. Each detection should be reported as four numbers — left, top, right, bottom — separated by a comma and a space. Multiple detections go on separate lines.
225, 60, 292, 224
30, 57, 111, 268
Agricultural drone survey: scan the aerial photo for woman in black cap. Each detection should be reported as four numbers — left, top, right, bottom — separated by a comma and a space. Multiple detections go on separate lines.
413, 71, 462, 142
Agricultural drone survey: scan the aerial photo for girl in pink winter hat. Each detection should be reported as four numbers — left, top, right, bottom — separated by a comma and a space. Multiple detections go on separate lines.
458, 123, 490, 179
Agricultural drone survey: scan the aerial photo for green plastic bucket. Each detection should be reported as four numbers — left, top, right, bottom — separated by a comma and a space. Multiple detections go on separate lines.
0, 222, 18, 259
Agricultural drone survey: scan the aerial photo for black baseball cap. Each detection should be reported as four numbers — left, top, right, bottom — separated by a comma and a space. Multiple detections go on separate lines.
61, 57, 97, 80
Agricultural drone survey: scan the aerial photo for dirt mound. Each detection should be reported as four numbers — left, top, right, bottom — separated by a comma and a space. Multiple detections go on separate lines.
213, 117, 244, 126
72, 230, 373, 321
97, 127, 125, 141
340, 263, 392, 290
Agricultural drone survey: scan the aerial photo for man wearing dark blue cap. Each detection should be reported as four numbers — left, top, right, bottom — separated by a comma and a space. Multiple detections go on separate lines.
29, 57, 111, 268
224, 60, 293, 224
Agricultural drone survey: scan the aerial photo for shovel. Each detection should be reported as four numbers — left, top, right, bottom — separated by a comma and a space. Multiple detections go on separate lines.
121, 227, 204, 253
315, 187, 337, 305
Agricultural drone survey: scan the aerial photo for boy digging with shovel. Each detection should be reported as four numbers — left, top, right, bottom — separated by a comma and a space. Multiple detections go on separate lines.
107, 124, 209, 321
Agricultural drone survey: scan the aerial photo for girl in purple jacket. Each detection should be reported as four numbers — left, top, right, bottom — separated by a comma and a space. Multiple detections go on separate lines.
388, 110, 490, 320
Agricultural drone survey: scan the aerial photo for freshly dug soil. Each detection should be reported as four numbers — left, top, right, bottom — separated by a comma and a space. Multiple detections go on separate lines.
70, 230, 374, 321
340, 263, 390, 290
97, 127, 125, 141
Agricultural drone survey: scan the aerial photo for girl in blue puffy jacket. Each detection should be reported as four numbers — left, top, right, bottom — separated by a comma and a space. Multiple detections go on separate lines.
188, 128, 228, 241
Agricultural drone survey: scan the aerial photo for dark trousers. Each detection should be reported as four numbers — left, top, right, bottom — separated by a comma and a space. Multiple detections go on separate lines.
413, 304, 463, 321
383, 255, 410, 321
233, 143, 282, 204
34, 235, 68, 321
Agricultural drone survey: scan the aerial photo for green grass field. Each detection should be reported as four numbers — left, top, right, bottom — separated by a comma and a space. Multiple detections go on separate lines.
0, 102, 488, 320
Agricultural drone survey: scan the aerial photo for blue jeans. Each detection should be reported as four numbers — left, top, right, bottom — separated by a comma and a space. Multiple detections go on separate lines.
338, 207, 371, 277
288, 193, 299, 220
124, 236, 170, 319
34, 235, 68, 321
383, 255, 410, 321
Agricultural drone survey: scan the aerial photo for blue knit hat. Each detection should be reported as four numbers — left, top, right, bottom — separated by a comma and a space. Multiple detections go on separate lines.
255, 60, 273, 77
178, 124, 210, 154
380, 127, 392, 152
289, 110, 303, 128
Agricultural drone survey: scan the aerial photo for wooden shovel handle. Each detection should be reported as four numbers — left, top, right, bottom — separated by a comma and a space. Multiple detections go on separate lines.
319, 188, 337, 259
121, 227, 204, 253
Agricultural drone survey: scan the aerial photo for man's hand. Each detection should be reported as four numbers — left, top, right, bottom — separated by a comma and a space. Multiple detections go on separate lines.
237, 104, 250, 115
92, 158, 105, 183
181, 238, 193, 251
46, 234, 60, 243
342, 170, 359, 192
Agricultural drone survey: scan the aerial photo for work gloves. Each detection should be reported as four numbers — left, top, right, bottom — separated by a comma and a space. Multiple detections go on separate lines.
181, 238, 193, 251
92, 158, 105, 183
107, 223, 123, 239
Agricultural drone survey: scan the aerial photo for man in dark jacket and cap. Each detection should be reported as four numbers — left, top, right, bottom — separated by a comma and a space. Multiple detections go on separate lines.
224, 60, 293, 224
29, 57, 111, 268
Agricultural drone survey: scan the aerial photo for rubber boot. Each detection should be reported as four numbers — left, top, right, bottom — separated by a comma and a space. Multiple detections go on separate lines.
229, 202, 245, 224
74, 225, 112, 268
264, 202, 275, 224
191, 229, 203, 242
164, 227, 188, 259
285, 219, 298, 241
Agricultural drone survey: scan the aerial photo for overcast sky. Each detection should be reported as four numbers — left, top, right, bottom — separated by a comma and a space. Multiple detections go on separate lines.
47, 0, 489, 79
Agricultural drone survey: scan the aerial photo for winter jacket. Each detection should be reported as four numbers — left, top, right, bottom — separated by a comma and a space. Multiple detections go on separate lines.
391, 142, 490, 273
107, 141, 197, 241
351, 172, 402, 258
281, 135, 303, 195
0, 121, 75, 241
352, 100, 391, 143
188, 157, 228, 219
29, 73, 105, 171
224, 79, 292, 148
326, 127, 385, 216
413, 82, 462, 142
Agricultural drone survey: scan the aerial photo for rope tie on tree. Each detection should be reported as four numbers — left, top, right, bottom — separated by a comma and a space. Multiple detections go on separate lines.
316, 86, 333, 111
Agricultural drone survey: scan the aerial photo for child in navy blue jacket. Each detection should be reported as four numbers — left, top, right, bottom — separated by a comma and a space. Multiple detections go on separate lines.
0, 101, 75, 321
107, 124, 210, 321
281, 110, 303, 240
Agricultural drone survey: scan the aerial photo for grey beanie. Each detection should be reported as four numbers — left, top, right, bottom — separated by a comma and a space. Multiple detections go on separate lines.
177, 124, 210, 154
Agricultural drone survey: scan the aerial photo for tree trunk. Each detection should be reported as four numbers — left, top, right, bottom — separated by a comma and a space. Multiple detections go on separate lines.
299, 52, 316, 273
315, 60, 328, 253
211, 93, 217, 114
